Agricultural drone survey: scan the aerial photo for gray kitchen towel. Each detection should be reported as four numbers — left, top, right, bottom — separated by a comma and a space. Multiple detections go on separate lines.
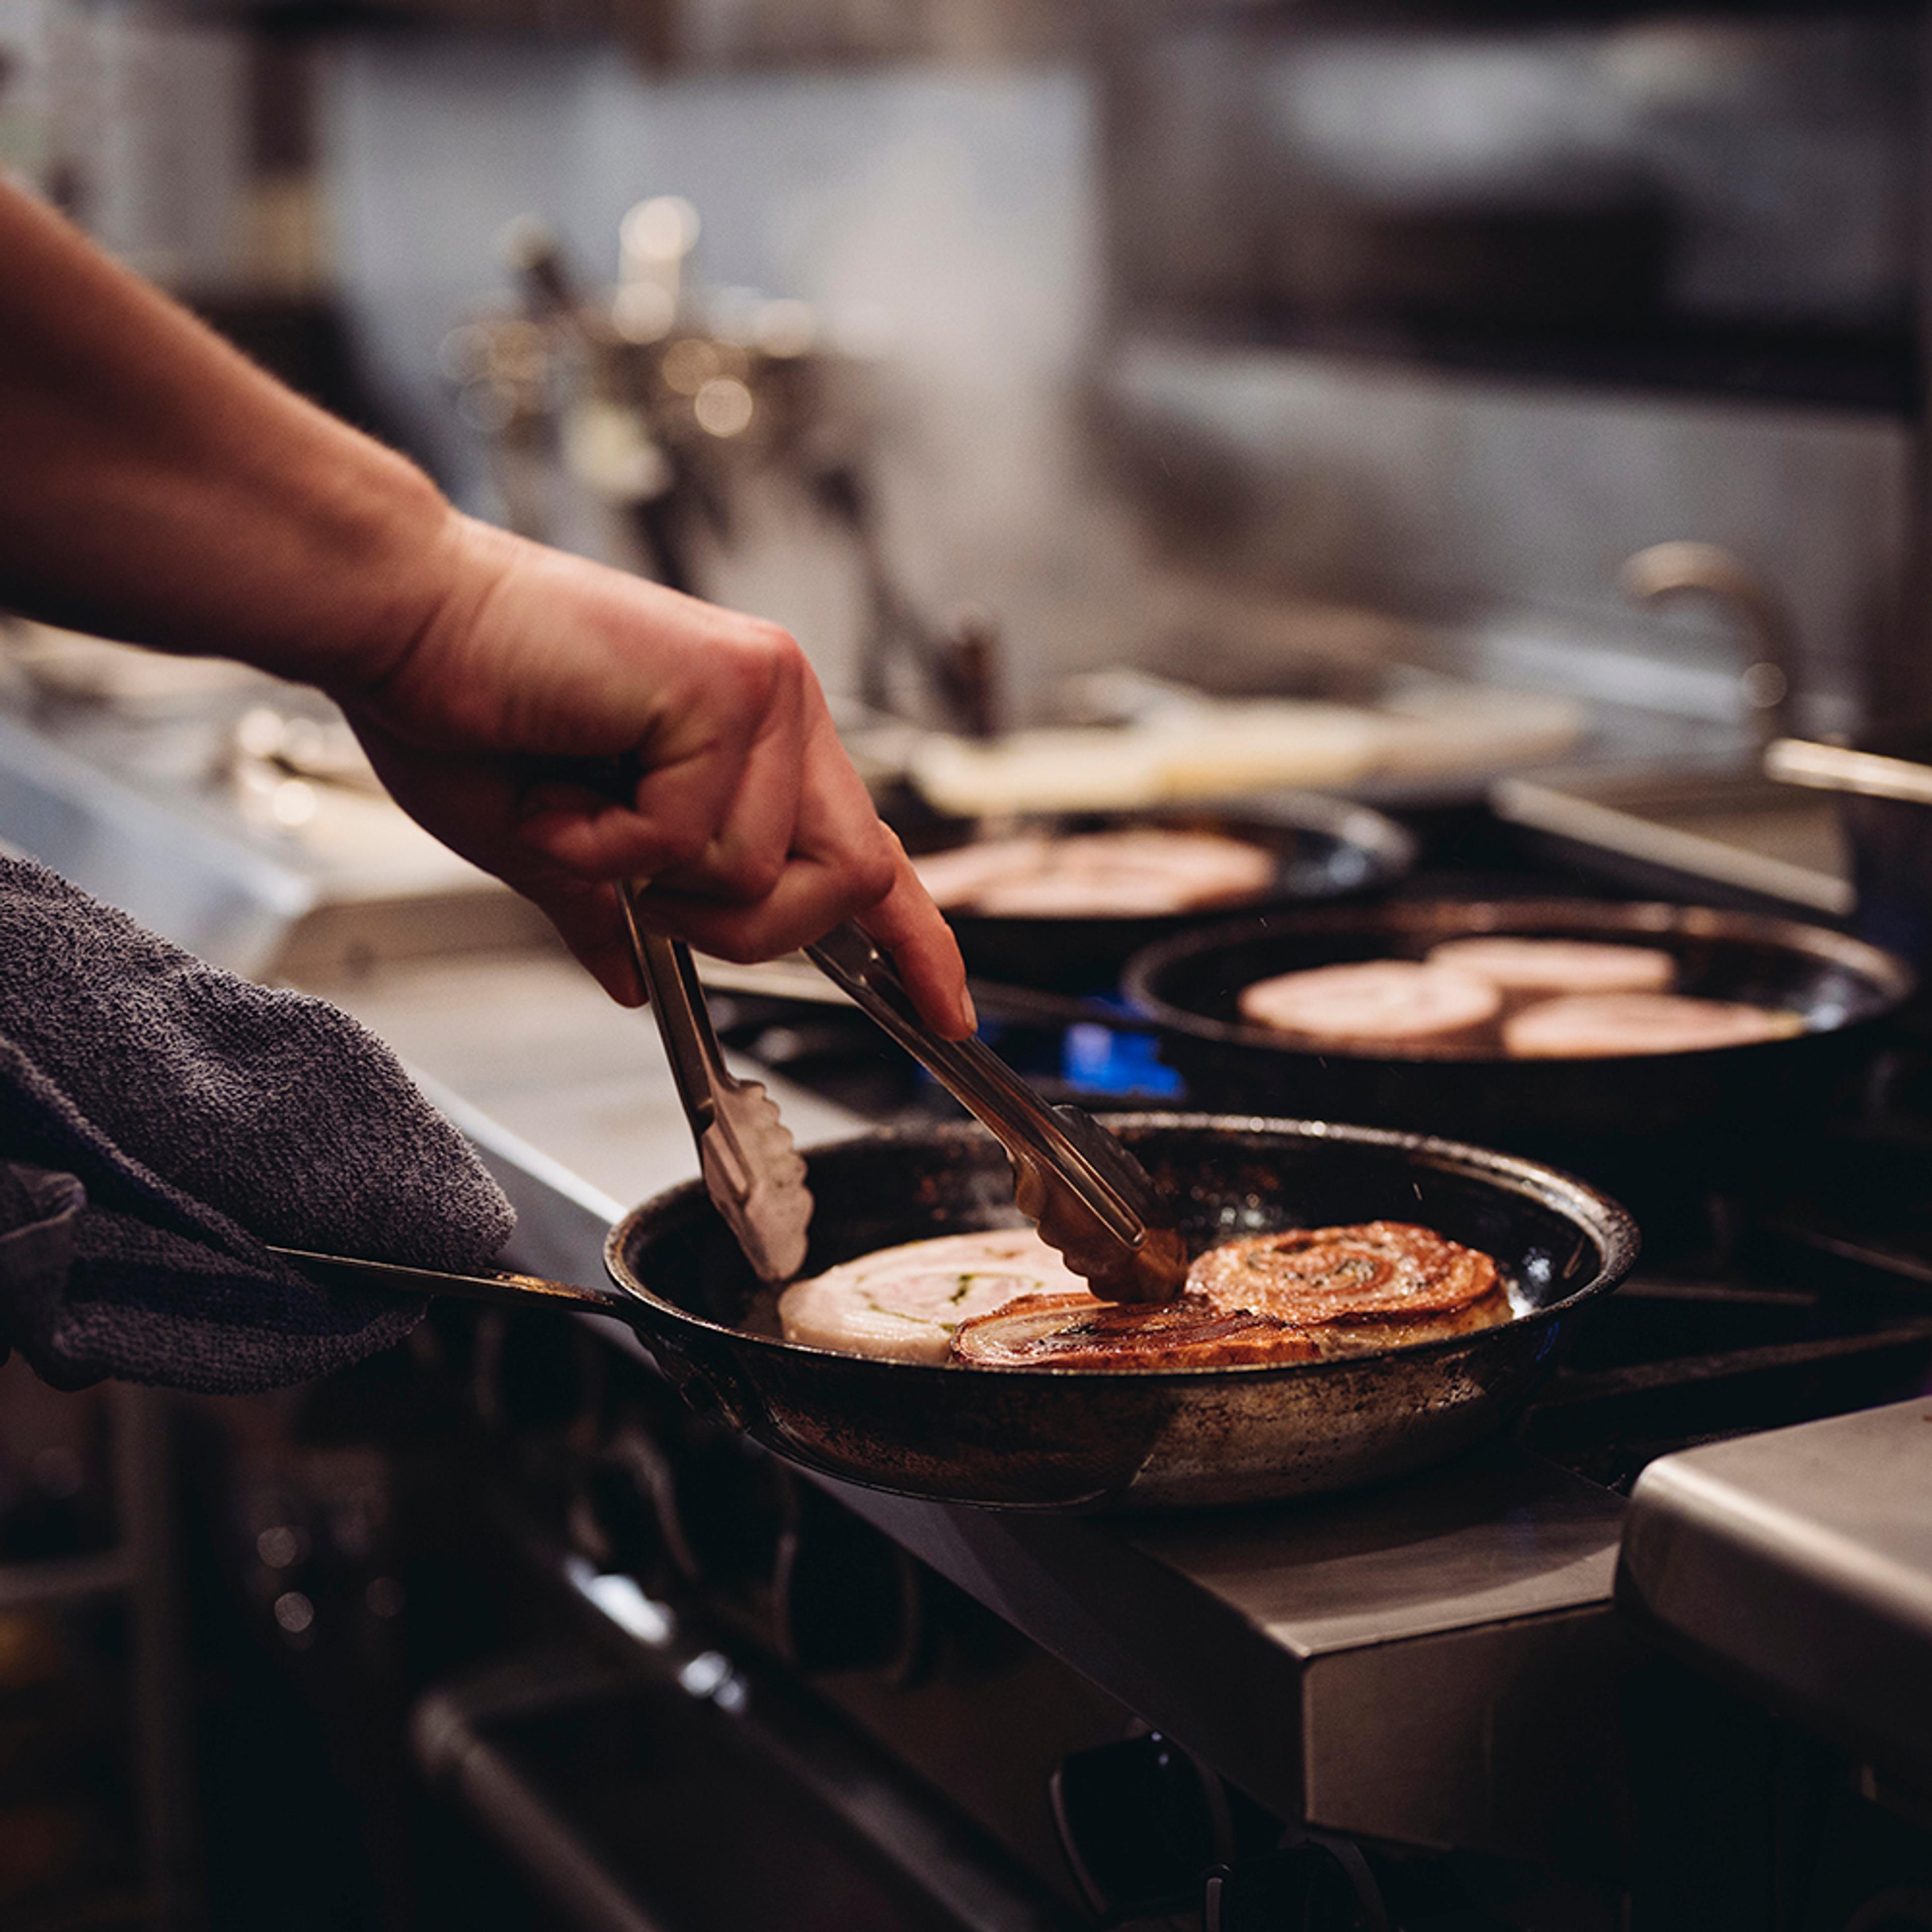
0, 852, 516, 1392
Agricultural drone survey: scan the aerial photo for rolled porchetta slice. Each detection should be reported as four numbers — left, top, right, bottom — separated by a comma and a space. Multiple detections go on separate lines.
970, 831, 1277, 917
1189, 1220, 1510, 1357
1426, 936, 1674, 999
949, 1292, 1318, 1371
1502, 992, 1804, 1059
779, 1228, 1089, 1364
1236, 959, 1502, 1053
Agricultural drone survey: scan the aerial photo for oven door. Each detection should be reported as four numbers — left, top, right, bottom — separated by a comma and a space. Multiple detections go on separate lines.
411, 1627, 1078, 1932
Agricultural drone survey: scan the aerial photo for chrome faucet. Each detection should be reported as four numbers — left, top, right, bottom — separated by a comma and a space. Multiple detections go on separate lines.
1620, 541, 1799, 746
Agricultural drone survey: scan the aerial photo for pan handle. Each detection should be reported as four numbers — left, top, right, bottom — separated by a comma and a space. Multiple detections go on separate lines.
274, 1245, 766, 1428
267, 1245, 639, 1320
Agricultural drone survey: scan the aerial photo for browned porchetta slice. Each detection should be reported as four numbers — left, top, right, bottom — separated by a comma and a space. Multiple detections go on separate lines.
1502, 992, 1803, 1059
1236, 959, 1501, 1052
949, 1291, 1318, 1371
1189, 1220, 1510, 1358
1426, 935, 1674, 997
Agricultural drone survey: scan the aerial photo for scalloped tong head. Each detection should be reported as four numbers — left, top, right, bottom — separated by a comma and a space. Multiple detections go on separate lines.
619, 887, 812, 1286
804, 922, 1187, 1304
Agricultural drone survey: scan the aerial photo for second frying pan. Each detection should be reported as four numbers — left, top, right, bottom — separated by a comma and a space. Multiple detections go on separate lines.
1122, 900, 1913, 1159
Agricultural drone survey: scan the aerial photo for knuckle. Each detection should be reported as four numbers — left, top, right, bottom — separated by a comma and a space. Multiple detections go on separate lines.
696, 846, 784, 904
733, 847, 787, 901
649, 821, 711, 874
847, 844, 897, 909
743, 616, 802, 663
718, 618, 802, 693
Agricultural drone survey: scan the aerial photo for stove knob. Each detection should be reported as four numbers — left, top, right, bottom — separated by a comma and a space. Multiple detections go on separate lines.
672, 1427, 790, 1588
1051, 1732, 1235, 1919
469, 1308, 593, 1431
772, 1485, 915, 1674
568, 1424, 696, 1589
1204, 1837, 1390, 1932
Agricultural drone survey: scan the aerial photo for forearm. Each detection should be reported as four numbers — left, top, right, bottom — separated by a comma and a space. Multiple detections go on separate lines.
0, 179, 455, 695
0, 181, 972, 1029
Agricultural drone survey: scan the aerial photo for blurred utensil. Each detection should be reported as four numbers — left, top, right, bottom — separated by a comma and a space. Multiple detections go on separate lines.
1765, 737, 1932, 808
1767, 731, 1932, 965
1622, 541, 1797, 747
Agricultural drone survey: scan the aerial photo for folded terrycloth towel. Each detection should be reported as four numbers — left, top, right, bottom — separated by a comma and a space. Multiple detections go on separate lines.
0, 853, 515, 1392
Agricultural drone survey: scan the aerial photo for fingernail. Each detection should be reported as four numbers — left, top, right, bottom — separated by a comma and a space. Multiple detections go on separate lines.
959, 986, 979, 1036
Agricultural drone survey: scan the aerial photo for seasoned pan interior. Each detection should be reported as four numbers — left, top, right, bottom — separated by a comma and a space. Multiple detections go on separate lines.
614, 1114, 1632, 1357
606, 1116, 1637, 1507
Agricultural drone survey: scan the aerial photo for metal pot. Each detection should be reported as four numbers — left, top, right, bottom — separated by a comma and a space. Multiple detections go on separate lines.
605, 1114, 1636, 1511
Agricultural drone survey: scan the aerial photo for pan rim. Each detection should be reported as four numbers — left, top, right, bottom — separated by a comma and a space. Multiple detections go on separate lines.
1122, 897, 1916, 1065
603, 1110, 1641, 1383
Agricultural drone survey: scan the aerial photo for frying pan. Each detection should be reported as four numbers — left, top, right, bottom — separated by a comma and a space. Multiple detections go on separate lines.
284, 1113, 1638, 1513
1122, 901, 1914, 1162
897, 795, 1416, 989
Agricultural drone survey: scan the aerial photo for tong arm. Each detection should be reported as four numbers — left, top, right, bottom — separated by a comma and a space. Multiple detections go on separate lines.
619, 888, 812, 1284
804, 922, 1186, 1301
623, 900, 730, 1130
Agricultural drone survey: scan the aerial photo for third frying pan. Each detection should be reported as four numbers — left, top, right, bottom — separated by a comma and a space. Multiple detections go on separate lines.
898, 794, 1415, 989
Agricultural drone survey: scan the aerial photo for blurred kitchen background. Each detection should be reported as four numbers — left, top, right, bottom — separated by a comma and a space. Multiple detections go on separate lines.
4, 0, 1922, 742
3, 4, 1932, 1929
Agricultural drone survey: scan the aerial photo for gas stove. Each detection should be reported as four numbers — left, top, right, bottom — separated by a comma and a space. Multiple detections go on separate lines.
196, 870, 1932, 1932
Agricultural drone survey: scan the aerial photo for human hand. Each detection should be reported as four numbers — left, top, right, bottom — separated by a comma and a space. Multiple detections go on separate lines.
335, 515, 974, 1037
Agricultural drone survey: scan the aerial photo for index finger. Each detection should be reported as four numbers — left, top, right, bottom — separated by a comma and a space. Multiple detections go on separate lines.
856, 843, 976, 1041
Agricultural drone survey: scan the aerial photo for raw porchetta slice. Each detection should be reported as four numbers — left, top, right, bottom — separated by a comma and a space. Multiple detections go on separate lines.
1426, 936, 1674, 997
778, 1228, 1088, 1364
1236, 959, 1501, 1051
1502, 992, 1804, 1059
1189, 1220, 1510, 1357
914, 828, 1275, 918
949, 1292, 1318, 1371
910, 836, 1056, 910
973, 830, 1276, 917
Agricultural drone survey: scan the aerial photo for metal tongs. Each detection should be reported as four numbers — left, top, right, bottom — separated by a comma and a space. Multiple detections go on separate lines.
617, 886, 814, 1286
268, 904, 1186, 1316
621, 875, 1185, 1300
621, 884, 1184, 1301
803, 923, 1188, 1303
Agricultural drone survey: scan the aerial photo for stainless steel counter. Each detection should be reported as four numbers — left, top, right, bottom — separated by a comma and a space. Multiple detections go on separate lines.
1620, 1398, 1932, 1797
